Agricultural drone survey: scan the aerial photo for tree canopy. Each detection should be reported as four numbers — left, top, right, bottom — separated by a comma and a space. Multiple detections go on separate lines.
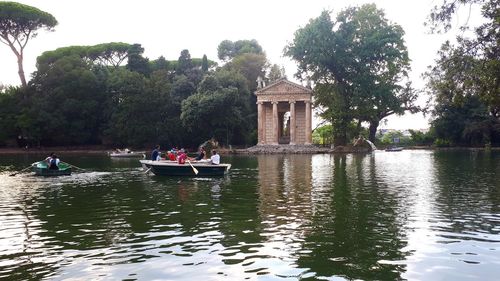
425, 0, 500, 145
0, 1, 57, 87
217, 39, 263, 61
285, 4, 416, 145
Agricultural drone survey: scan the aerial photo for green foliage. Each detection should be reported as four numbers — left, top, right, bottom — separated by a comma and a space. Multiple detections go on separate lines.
201, 54, 209, 72
180, 70, 251, 145
285, 4, 415, 145
28, 55, 108, 145
0, 86, 23, 146
312, 125, 333, 145
425, 0, 499, 146
434, 138, 450, 147
127, 43, 151, 76
377, 130, 409, 145
408, 129, 435, 146
217, 39, 263, 61
430, 95, 499, 146
177, 49, 192, 75
151, 56, 170, 72
267, 64, 286, 82
88, 42, 131, 67
0, 34, 266, 148
105, 69, 166, 147
0, 1, 57, 86
226, 53, 267, 93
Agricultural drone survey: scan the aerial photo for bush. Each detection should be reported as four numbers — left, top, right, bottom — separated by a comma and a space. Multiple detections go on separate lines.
434, 138, 450, 147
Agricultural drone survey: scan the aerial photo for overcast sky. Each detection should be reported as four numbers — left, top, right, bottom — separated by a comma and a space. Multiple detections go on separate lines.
1, 0, 478, 129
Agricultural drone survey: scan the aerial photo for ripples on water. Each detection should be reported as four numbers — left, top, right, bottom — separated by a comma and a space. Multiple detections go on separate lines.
0, 151, 499, 280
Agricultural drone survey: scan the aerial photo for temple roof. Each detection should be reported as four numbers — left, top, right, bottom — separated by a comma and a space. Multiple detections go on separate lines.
255, 78, 312, 95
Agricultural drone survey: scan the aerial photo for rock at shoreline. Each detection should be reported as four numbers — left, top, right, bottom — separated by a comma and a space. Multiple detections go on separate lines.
246, 145, 331, 154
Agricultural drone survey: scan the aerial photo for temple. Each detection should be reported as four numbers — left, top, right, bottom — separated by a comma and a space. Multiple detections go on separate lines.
255, 78, 313, 145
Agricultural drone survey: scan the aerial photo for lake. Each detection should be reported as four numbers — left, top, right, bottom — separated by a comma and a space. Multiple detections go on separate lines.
0, 150, 499, 280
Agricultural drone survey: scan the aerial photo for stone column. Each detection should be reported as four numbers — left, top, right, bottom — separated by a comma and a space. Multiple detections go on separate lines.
272, 101, 279, 145
289, 101, 296, 145
257, 101, 264, 145
305, 100, 312, 145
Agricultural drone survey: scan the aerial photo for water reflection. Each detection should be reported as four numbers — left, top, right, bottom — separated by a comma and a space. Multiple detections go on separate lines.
0, 151, 499, 280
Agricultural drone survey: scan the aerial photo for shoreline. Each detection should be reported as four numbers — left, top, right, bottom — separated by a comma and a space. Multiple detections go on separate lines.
0, 145, 498, 155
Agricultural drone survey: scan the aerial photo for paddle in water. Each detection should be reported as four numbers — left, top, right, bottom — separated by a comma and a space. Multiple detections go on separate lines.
9, 163, 36, 176
187, 160, 199, 175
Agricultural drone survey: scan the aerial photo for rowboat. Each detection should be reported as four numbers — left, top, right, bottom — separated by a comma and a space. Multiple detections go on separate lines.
109, 149, 146, 158
385, 146, 403, 152
140, 160, 231, 176
32, 161, 72, 176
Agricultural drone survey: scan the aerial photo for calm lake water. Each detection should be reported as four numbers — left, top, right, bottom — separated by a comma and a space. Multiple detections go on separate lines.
0, 150, 499, 280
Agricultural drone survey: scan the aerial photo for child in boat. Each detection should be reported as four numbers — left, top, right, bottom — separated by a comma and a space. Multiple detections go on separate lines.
177, 149, 187, 164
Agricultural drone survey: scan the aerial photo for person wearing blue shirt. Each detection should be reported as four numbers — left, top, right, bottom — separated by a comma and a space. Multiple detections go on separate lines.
151, 145, 160, 161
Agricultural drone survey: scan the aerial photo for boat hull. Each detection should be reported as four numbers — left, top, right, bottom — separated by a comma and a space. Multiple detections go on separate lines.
109, 152, 146, 158
33, 162, 72, 177
140, 160, 230, 177
385, 147, 403, 152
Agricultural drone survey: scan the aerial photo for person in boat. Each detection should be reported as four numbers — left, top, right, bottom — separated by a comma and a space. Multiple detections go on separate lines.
177, 148, 187, 164
151, 145, 160, 161
189, 147, 206, 161
48, 154, 60, 170
210, 150, 220, 165
168, 149, 176, 161
45, 153, 55, 165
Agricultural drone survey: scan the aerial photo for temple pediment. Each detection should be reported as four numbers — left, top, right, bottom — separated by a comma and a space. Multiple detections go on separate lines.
255, 78, 312, 96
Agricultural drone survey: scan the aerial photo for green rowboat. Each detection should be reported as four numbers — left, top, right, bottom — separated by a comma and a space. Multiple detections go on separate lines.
33, 161, 72, 177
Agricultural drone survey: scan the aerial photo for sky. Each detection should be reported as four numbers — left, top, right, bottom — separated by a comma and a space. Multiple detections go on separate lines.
0, 0, 477, 130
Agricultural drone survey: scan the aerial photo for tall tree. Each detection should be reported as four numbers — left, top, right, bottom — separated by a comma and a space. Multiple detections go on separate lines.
28, 54, 108, 145
88, 42, 131, 68
425, 0, 499, 145
127, 43, 150, 76
181, 70, 251, 145
217, 39, 263, 61
0, 2, 57, 87
177, 49, 192, 75
285, 5, 414, 145
267, 64, 286, 82
201, 54, 209, 72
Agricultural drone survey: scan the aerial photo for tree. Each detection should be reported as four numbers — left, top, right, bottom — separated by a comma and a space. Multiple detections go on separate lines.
127, 43, 150, 76
181, 70, 251, 145
88, 42, 131, 68
267, 64, 286, 82
28, 54, 108, 145
201, 54, 209, 72
0, 2, 57, 87
363, 82, 420, 142
425, 0, 500, 145
106, 68, 168, 147
0, 85, 22, 146
177, 49, 192, 75
151, 55, 169, 72
217, 39, 263, 61
285, 5, 414, 145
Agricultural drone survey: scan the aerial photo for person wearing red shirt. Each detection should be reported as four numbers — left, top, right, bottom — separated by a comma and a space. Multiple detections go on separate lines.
177, 149, 187, 164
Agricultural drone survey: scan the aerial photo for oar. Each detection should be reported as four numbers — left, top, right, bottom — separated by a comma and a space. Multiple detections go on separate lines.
9, 162, 37, 176
144, 167, 151, 174
187, 160, 199, 175
65, 162, 87, 171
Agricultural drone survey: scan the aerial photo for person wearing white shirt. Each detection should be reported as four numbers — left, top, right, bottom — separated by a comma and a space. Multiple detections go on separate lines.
210, 150, 220, 165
